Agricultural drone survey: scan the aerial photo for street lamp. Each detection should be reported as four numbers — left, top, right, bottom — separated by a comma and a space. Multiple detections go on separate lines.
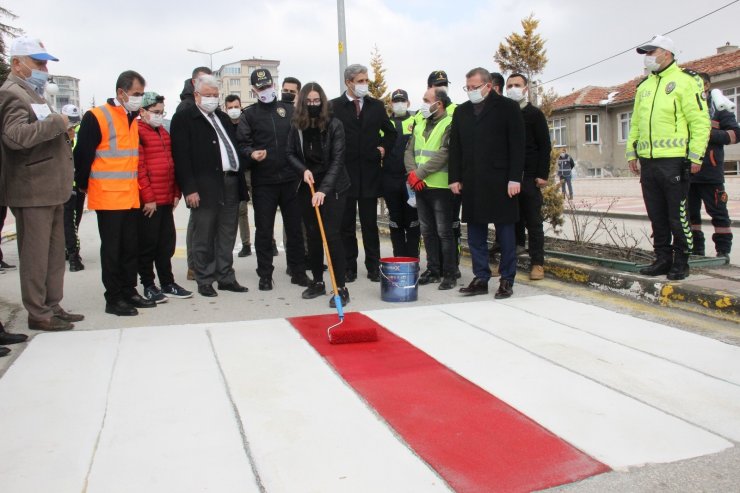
337, 0, 348, 93
186, 46, 234, 70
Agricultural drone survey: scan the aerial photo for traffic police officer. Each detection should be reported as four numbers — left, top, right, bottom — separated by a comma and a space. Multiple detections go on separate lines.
383, 89, 419, 258
689, 73, 738, 260
627, 35, 710, 280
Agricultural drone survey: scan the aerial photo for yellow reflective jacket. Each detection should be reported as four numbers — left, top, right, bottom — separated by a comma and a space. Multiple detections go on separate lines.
626, 61, 710, 164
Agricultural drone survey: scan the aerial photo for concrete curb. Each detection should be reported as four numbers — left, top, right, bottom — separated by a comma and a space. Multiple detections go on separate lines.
521, 255, 738, 321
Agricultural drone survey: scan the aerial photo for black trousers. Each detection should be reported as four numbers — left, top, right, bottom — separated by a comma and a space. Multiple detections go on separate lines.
252, 180, 305, 279
417, 187, 457, 277
0, 205, 6, 262
64, 189, 86, 255
96, 209, 139, 303
138, 205, 176, 288
640, 158, 692, 258
298, 183, 347, 287
515, 179, 545, 265
383, 179, 420, 258
688, 182, 733, 254
341, 196, 381, 274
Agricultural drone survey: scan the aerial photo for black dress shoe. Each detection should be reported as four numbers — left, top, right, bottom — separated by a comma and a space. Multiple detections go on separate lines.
438, 276, 457, 290
218, 281, 249, 292
105, 300, 138, 316
0, 329, 28, 345
639, 258, 672, 276
419, 269, 441, 285
127, 293, 156, 308
459, 277, 488, 296
345, 270, 357, 283
494, 279, 514, 299
367, 269, 381, 282
0, 347, 9, 357
198, 284, 218, 297
258, 277, 273, 291
291, 273, 310, 287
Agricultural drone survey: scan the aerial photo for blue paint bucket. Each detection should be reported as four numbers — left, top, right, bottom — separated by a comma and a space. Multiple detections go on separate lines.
379, 257, 420, 302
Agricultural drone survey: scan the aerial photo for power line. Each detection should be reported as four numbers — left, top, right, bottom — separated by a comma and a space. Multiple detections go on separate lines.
541, 0, 739, 86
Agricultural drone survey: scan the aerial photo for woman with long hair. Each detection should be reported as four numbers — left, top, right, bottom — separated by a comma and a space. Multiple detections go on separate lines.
286, 82, 351, 306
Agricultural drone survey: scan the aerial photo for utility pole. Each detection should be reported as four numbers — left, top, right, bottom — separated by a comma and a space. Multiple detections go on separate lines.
186, 46, 234, 71
337, 0, 348, 94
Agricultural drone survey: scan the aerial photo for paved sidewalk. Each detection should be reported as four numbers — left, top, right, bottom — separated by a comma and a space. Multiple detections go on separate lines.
573, 195, 740, 224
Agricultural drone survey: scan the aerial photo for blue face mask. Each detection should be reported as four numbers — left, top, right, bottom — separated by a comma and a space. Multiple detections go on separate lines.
23, 62, 49, 92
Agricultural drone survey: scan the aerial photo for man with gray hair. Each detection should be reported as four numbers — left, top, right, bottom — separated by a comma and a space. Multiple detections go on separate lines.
330, 64, 397, 282
171, 74, 249, 297
0, 35, 83, 332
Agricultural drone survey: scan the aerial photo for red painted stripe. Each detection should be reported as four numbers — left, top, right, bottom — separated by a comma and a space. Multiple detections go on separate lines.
289, 312, 609, 493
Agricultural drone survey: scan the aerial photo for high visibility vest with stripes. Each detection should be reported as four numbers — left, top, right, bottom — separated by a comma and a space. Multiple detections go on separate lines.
88, 104, 140, 210
413, 114, 452, 189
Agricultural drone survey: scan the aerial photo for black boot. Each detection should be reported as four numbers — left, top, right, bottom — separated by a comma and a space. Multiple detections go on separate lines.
238, 243, 252, 257
667, 253, 690, 281
329, 287, 350, 308
691, 230, 705, 256
639, 257, 672, 276
69, 253, 85, 272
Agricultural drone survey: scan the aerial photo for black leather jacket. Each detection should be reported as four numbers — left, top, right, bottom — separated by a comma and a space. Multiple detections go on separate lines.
286, 118, 350, 195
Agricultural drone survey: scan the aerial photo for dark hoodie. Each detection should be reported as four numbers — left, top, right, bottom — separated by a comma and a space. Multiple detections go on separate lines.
175, 78, 195, 114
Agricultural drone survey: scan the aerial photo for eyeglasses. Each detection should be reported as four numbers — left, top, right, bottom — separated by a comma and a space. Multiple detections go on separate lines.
145, 109, 167, 116
462, 83, 487, 92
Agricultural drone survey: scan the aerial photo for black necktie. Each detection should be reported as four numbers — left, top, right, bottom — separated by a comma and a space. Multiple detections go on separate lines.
208, 113, 238, 171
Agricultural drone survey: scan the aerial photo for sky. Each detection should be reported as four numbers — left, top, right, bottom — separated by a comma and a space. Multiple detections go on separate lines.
4, 0, 740, 113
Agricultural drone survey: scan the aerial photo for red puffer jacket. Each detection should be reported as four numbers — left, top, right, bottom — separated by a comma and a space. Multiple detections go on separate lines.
138, 122, 180, 206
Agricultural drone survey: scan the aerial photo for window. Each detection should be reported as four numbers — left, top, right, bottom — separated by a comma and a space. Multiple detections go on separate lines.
618, 112, 632, 142
249, 90, 256, 100
585, 114, 599, 143
223, 65, 241, 75
725, 160, 739, 176
549, 118, 567, 146
722, 87, 739, 121
587, 167, 603, 178
229, 78, 240, 87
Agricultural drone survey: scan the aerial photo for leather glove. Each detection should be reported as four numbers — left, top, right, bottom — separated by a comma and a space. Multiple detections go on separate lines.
407, 170, 425, 192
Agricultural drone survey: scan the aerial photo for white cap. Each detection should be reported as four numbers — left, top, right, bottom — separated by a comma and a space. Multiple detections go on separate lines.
636, 35, 675, 55
61, 104, 81, 122
9, 36, 59, 61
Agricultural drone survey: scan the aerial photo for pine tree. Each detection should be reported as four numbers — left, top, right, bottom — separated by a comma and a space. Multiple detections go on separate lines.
494, 13, 548, 103
0, 6, 22, 85
368, 44, 390, 109
537, 86, 564, 232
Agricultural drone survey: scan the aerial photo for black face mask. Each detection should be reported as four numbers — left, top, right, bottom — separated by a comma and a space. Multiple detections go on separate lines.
281, 92, 296, 104
307, 105, 322, 118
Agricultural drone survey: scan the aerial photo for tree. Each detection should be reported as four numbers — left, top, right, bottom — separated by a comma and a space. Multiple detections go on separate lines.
537, 87, 564, 231
494, 13, 547, 103
0, 6, 22, 85
368, 44, 390, 109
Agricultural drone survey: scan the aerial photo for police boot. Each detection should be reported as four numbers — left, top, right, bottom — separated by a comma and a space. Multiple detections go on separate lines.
69, 253, 85, 272
667, 253, 690, 281
639, 257, 672, 276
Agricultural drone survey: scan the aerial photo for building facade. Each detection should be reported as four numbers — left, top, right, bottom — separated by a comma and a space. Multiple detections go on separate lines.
214, 58, 280, 107
550, 44, 740, 178
48, 75, 80, 113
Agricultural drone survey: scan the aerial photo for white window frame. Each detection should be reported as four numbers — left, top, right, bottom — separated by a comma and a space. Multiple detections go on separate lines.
722, 87, 739, 122
585, 114, 600, 144
229, 78, 240, 87
618, 112, 632, 142
587, 167, 603, 178
549, 118, 567, 147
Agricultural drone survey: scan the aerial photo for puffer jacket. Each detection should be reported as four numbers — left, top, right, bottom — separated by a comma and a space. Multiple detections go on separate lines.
138, 121, 180, 206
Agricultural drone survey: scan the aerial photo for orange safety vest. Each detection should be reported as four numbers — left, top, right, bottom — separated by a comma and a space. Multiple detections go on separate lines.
87, 103, 140, 210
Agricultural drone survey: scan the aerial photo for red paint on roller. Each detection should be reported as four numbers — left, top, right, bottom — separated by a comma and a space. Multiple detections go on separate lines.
289, 312, 609, 493
328, 323, 378, 344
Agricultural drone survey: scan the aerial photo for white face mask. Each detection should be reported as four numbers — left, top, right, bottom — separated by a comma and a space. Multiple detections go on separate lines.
257, 87, 276, 104
198, 96, 219, 114
506, 87, 526, 102
644, 55, 661, 72
147, 113, 164, 128
353, 83, 369, 98
226, 107, 242, 120
392, 102, 407, 117
467, 85, 487, 104
123, 94, 143, 112
419, 102, 438, 119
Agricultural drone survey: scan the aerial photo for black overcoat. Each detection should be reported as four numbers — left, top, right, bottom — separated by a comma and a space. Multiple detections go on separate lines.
329, 94, 397, 199
448, 92, 525, 224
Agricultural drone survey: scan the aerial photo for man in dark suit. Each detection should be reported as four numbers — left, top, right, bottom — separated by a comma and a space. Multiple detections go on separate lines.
171, 74, 248, 297
449, 68, 525, 299
330, 64, 397, 282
